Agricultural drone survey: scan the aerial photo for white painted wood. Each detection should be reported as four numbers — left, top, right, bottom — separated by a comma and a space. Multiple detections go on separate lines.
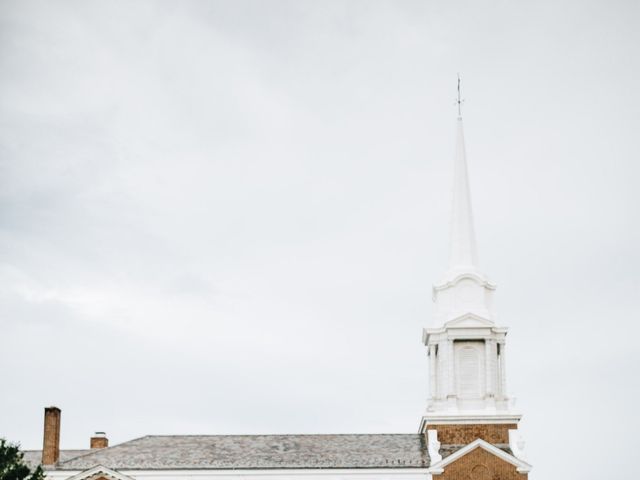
427, 430, 442, 464
455, 341, 484, 399
428, 344, 437, 399
428, 439, 532, 474
45, 469, 433, 480
421, 117, 519, 421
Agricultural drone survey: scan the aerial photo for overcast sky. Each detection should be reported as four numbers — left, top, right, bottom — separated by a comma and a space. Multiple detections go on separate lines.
1, 1, 639, 478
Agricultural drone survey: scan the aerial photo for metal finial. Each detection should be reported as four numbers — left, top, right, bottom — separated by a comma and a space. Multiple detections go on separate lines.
456, 73, 464, 117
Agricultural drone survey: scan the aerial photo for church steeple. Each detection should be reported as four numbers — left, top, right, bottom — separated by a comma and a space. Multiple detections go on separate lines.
418, 83, 530, 477
448, 117, 478, 274
432, 113, 495, 325
420, 88, 520, 429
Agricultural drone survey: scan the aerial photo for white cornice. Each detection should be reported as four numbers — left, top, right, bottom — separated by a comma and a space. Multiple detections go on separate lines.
422, 324, 508, 345
419, 413, 522, 429
125, 469, 430, 476
433, 272, 496, 292
444, 313, 494, 328
45, 469, 433, 480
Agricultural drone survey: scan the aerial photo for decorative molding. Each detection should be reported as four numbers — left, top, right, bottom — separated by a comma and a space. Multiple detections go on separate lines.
422, 324, 508, 345
419, 414, 522, 432
426, 430, 442, 464
64, 466, 135, 480
427, 438, 532, 474
433, 272, 496, 292
508, 429, 527, 461
422, 413, 522, 424
45, 469, 433, 480
444, 313, 494, 329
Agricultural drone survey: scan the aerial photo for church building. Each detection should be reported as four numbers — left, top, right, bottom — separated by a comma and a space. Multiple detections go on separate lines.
24, 109, 532, 480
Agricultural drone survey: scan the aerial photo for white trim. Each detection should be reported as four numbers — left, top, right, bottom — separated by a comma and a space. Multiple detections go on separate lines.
509, 429, 527, 462
422, 325, 508, 346
419, 414, 521, 430
45, 469, 433, 480
445, 313, 494, 328
126, 470, 430, 477
426, 430, 442, 464
63, 466, 135, 480
433, 272, 496, 291
428, 439, 532, 474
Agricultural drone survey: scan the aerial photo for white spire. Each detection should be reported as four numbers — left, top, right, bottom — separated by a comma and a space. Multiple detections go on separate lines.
420, 96, 516, 425
448, 117, 478, 273
432, 113, 496, 324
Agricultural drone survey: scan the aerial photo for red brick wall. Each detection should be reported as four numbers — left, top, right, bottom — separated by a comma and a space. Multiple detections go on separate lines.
42, 407, 61, 465
433, 446, 527, 480
90, 437, 109, 449
427, 424, 517, 444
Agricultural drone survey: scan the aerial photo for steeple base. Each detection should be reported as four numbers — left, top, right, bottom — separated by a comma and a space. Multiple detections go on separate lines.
419, 413, 522, 443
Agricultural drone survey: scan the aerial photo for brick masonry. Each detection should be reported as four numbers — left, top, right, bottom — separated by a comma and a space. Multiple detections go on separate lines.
427, 423, 517, 444
42, 407, 61, 465
432, 446, 527, 480
90, 437, 109, 449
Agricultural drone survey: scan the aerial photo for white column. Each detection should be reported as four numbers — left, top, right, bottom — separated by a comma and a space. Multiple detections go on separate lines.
447, 339, 455, 399
499, 341, 507, 399
484, 339, 494, 397
428, 344, 437, 399
437, 343, 447, 402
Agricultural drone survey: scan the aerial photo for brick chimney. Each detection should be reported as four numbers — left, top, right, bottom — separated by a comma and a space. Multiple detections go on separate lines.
42, 407, 61, 465
90, 432, 108, 449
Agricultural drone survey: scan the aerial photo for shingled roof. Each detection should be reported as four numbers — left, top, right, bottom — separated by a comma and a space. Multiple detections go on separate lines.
22, 450, 92, 470
29, 434, 432, 470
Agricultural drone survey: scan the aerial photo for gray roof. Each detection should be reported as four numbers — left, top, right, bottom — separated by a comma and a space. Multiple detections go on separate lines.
43, 434, 432, 470
22, 450, 92, 470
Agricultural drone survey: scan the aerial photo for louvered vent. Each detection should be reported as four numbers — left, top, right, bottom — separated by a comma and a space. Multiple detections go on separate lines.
455, 341, 484, 399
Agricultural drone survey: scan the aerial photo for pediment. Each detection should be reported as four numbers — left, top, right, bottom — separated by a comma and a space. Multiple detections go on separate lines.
429, 438, 532, 474
445, 312, 494, 328
65, 466, 134, 480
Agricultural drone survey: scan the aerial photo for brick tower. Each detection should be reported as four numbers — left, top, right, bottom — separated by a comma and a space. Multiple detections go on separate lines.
420, 88, 531, 478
